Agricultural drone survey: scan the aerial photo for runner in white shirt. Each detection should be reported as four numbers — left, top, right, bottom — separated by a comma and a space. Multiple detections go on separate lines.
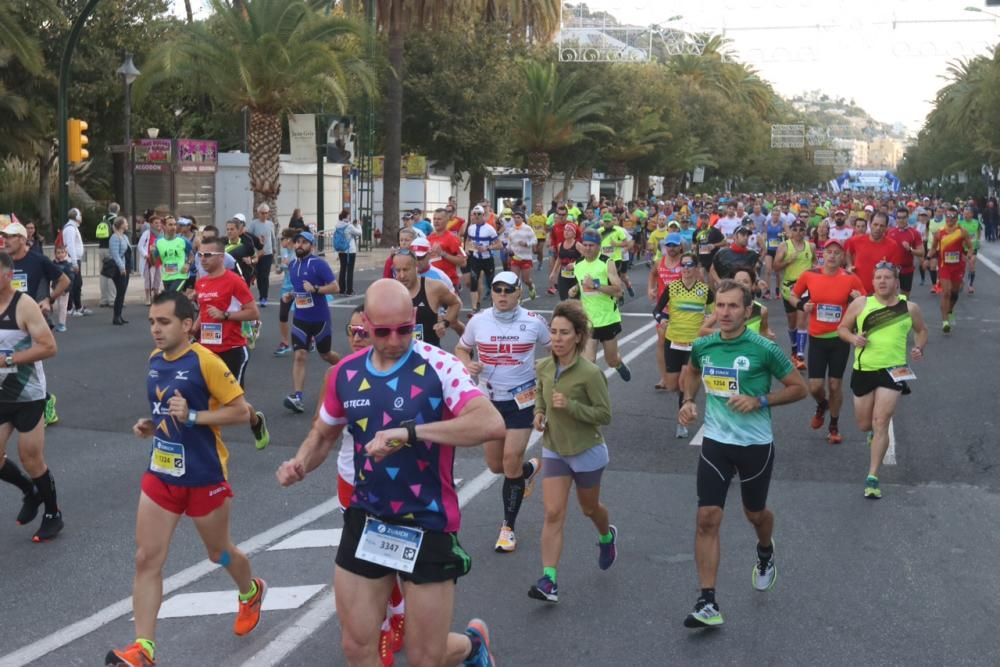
455, 271, 550, 553
715, 205, 742, 239
464, 217, 500, 312
828, 209, 854, 244
507, 211, 539, 299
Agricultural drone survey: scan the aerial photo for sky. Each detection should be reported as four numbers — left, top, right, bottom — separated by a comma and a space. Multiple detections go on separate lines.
172, 0, 999, 135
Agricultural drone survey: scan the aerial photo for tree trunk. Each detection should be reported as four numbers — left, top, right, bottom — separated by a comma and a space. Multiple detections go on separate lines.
184, 0, 194, 22
468, 169, 485, 212
248, 110, 282, 220
380, 4, 404, 248
531, 176, 547, 212
37, 148, 54, 240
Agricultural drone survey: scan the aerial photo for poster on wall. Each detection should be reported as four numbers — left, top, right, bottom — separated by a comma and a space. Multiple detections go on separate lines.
133, 139, 172, 172
177, 139, 218, 173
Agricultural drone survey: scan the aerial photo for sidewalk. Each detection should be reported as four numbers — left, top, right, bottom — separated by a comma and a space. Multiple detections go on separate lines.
79, 248, 394, 307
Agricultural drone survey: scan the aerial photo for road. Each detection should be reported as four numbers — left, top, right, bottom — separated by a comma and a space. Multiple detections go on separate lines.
1, 252, 999, 666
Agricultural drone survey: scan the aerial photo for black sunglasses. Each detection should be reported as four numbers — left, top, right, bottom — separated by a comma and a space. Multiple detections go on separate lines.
492, 284, 518, 294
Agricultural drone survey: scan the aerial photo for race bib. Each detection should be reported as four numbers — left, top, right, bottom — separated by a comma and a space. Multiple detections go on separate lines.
11, 271, 27, 293
767, 237, 779, 249
887, 366, 917, 382
355, 516, 424, 574
511, 379, 537, 409
150, 438, 185, 478
699, 243, 713, 254
816, 304, 842, 323
601, 246, 613, 256
944, 250, 961, 264
560, 267, 575, 279
413, 323, 424, 341
164, 264, 179, 275
294, 292, 315, 308
702, 366, 740, 398
0, 348, 14, 375
669, 341, 693, 351
200, 322, 223, 346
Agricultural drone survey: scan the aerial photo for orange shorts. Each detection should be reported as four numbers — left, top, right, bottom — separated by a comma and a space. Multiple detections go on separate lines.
938, 264, 965, 284
510, 258, 534, 271
141, 472, 233, 517
337, 474, 354, 511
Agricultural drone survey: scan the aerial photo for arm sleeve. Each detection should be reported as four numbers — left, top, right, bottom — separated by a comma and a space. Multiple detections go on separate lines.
654, 286, 670, 315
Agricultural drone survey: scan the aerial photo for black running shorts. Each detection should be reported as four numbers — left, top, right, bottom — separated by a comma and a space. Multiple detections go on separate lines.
0, 399, 45, 433
697, 437, 774, 512
807, 336, 851, 380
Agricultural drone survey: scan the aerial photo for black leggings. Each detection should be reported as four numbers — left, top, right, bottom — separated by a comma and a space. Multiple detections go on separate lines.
338, 252, 356, 294
112, 272, 128, 319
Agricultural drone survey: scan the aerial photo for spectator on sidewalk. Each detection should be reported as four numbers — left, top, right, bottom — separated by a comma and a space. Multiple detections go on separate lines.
109, 216, 132, 325
25, 220, 44, 256
289, 208, 306, 232
248, 204, 277, 306
138, 215, 163, 305
62, 208, 90, 316
334, 209, 362, 295
96, 203, 118, 308
51, 245, 74, 332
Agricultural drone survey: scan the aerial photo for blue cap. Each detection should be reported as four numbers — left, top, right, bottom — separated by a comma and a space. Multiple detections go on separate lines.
663, 232, 683, 246
581, 230, 601, 244
295, 231, 316, 244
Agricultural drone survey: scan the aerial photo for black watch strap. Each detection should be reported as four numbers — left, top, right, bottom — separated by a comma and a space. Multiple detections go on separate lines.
401, 419, 418, 445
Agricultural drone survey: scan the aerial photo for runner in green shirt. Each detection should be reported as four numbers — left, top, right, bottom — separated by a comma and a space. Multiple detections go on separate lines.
958, 205, 982, 293
153, 216, 192, 293
678, 278, 807, 630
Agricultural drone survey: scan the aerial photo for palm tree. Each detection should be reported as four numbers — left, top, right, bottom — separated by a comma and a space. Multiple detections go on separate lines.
355, 0, 559, 246
136, 0, 372, 216
511, 61, 613, 206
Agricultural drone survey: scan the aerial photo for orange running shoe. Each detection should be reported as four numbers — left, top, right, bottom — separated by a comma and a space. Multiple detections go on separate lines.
810, 402, 827, 430
828, 428, 843, 445
793, 357, 806, 371
234, 577, 267, 636
105, 642, 155, 667
389, 613, 405, 653
379, 627, 395, 667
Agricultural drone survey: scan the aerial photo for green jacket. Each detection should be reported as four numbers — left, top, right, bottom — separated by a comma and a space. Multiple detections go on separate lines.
535, 354, 612, 457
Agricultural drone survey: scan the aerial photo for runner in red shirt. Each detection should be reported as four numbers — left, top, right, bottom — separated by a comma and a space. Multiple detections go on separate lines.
846, 212, 905, 292
789, 239, 865, 444
885, 205, 924, 296
648, 234, 684, 390
427, 208, 466, 289
928, 204, 973, 333
194, 236, 270, 449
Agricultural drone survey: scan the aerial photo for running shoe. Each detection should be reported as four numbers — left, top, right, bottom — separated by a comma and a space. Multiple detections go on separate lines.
528, 575, 559, 603
495, 524, 516, 553
389, 613, 405, 653
626, 284, 635, 298
752, 541, 777, 592
70, 309, 83, 317
864, 475, 881, 499
379, 627, 395, 667
80, 307, 94, 316
247, 320, 262, 350
683, 597, 723, 628
948, 313, 956, 329
463, 618, 495, 666
252, 411, 270, 450
105, 641, 155, 666
16, 490, 41, 525
234, 577, 267, 636
942, 320, 951, 334
675, 423, 689, 439
810, 401, 826, 430
284, 394, 305, 413
44, 393, 58, 426
528, 285, 537, 299
523, 457, 541, 499
616, 361, 632, 382
273, 343, 291, 357
547, 287, 557, 295
827, 428, 842, 445
54, 324, 67, 333
32, 511, 63, 542
968, 286, 975, 295
259, 298, 268, 307
931, 284, 941, 294
597, 524, 618, 570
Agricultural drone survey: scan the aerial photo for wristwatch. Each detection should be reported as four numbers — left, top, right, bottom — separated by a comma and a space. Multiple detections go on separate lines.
3, 355, 14, 368
185, 410, 198, 428
400, 419, 418, 445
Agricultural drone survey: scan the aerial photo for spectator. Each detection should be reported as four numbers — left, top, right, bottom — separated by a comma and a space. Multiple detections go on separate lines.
109, 217, 132, 325
25, 221, 44, 256
248, 204, 277, 306
51, 245, 74, 332
138, 215, 163, 305
96, 202, 118, 308
225, 215, 258, 285
62, 207, 90, 316
334, 209, 362, 295
288, 208, 306, 232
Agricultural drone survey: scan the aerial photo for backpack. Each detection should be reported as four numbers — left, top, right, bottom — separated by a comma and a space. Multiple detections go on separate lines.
333, 225, 350, 252
95, 213, 113, 240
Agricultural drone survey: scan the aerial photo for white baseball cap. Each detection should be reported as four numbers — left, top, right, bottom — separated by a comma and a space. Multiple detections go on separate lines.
232, 213, 247, 223
410, 237, 431, 257
492, 271, 520, 288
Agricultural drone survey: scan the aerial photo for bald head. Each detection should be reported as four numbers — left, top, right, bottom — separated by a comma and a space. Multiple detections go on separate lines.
365, 279, 412, 323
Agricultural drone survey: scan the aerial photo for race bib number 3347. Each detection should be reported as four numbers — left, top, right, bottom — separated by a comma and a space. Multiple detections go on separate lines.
355, 516, 424, 573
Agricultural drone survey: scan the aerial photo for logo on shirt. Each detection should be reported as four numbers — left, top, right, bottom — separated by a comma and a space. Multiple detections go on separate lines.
490, 335, 520, 342
344, 399, 371, 408
148, 370, 159, 379
393, 397, 404, 410
174, 370, 189, 380
734, 356, 750, 371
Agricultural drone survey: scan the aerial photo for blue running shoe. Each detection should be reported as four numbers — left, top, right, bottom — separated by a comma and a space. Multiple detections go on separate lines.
463, 618, 495, 666
598, 524, 618, 570
528, 575, 558, 603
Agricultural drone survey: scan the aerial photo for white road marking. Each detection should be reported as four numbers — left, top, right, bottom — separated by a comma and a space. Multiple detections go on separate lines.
975, 252, 1000, 277
327, 302, 653, 317
155, 585, 326, 620
689, 425, 705, 446
884, 419, 897, 466
245, 320, 665, 666
267, 529, 342, 551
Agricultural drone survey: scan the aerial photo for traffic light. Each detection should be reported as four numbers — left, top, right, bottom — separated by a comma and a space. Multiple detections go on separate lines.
67, 118, 89, 162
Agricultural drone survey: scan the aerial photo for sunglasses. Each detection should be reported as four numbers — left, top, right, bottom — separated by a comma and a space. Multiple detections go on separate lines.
198, 251, 223, 258
492, 284, 518, 294
680, 261, 697, 268
366, 321, 417, 338
875, 261, 897, 271
347, 325, 369, 339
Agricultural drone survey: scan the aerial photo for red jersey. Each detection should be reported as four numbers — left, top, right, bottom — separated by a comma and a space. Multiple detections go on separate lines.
846, 235, 905, 292
886, 226, 922, 274
550, 221, 566, 249
792, 269, 866, 337
935, 225, 967, 267
195, 270, 254, 353
655, 255, 683, 299
427, 230, 464, 286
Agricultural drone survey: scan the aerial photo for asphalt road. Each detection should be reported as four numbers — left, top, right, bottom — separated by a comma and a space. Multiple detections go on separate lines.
1, 252, 999, 666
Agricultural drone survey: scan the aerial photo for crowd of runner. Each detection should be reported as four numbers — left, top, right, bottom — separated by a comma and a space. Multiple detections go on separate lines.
0, 188, 976, 665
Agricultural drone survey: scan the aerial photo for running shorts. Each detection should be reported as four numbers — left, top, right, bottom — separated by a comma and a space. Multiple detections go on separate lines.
697, 438, 774, 512
291, 318, 332, 354
850, 369, 909, 397
0, 399, 45, 433
491, 399, 534, 429
938, 264, 965, 284
216, 346, 250, 387
664, 341, 692, 374
510, 258, 533, 271
141, 472, 233, 517
898, 272, 913, 293
591, 322, 622, 342
541, 444, 609, 489
807, 336, 850, 380
467, 256, 495, 293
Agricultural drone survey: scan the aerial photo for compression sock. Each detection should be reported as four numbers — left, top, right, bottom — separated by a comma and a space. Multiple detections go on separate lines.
929, 269, 938, 284
522, 460, 535, 479
543, 566, 558, 583
502, 476, 526, 529
829, 416, 839, 430
32, 469, 58, 514
919, 266, 926, 282
0, 459, 35, 494
969, 271, 976, 286
951, 290, 960, 308
796, 330, 809, 358
700, 587, 716, 604
599, 530, 614, 544
238, 579, 258, 602
787, 329, 797, 350
136, 638, 156, 660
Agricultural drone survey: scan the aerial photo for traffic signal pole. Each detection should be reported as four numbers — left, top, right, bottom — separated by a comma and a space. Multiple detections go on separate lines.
57, 0, 101, 237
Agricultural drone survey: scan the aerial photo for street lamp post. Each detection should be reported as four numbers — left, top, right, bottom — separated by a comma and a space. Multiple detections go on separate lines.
117, 53, 140, 240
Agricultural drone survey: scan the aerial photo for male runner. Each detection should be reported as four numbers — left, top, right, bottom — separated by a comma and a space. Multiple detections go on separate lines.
106, 292, 265, 667
463, 212, 500, 313
839, 262, 928, 500
153, 216, 193, 293
678, 279, 807, 628
886, 205, 923, 297
928, 205, 972, 333
0, 251, 61, 542
958, 205, 982, 294
598, 212, 633, 298
570, 230, 631, 381
277, 279, 503, 667
193, 236, 270, 450
456, 271, 549, 552
427, 208, 466, 292
283, 231, 340, 413
788, 240, 865, 444
507, 211, 539, 299
392, 249, 461, 348
845, 212, 905, 292
772, 220, 813, 368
